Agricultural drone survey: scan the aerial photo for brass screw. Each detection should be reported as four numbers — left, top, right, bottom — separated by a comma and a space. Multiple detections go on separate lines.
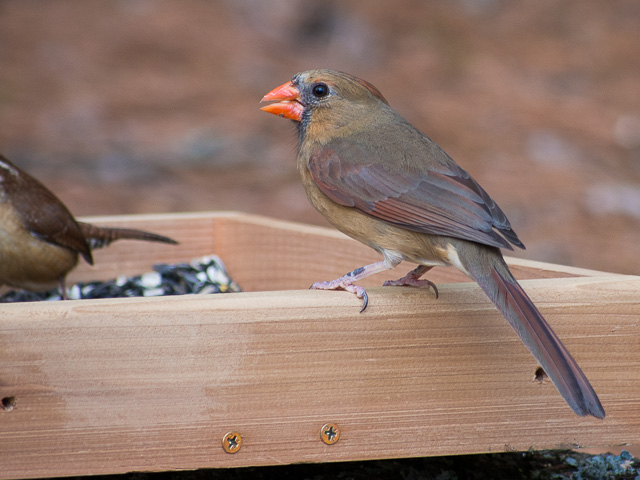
222, 431, 242, 453
320, 423, 340, 445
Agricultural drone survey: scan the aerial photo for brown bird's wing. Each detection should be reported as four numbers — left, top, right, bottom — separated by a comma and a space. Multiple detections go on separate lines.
0, 155, 93, 264
16, 190, 94, 265
308, 138, 524, 251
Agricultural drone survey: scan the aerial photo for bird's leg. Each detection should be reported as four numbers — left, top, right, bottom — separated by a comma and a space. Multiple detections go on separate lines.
383, 265, 439, 298
310, 260, 395, 312
58, 276, 68, 300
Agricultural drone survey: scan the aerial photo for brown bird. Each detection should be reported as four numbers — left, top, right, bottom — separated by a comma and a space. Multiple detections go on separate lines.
0, 154, 177, 298
261, 69, 604, 418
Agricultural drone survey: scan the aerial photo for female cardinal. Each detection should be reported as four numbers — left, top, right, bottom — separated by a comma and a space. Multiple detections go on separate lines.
261, 69, 604, 419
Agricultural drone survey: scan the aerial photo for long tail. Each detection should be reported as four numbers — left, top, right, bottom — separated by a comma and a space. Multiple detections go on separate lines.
78, 222, 178, 250
457, 244, 605, 418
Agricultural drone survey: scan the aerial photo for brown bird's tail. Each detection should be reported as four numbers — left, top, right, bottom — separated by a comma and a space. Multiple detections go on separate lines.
456, 244, 605, 418
77, 222, 178, 250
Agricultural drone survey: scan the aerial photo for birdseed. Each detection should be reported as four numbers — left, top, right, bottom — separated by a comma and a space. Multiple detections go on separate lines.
0, 255, 242, 302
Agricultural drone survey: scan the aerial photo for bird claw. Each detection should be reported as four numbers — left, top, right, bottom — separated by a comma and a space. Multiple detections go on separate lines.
383, 277, 439, 299
310, 280, 369, 312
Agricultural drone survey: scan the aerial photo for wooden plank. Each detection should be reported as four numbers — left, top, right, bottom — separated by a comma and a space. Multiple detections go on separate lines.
1, 274, 638, 479
209, 213, 605, 289
70, 212, 608, 293
504, 256, 614, 279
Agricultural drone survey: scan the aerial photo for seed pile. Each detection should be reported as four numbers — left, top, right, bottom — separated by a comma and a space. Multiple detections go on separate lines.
0, 255, 242, 303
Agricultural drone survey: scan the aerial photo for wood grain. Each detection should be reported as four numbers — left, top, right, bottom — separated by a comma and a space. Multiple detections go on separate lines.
1, 212, 638, 479
69, 211, 606, 290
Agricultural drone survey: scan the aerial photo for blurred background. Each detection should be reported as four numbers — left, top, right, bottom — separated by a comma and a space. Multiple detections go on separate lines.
0, 0, 639, 274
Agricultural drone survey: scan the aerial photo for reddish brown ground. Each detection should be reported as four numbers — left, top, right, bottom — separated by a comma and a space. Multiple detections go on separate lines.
1, 0, 639, 274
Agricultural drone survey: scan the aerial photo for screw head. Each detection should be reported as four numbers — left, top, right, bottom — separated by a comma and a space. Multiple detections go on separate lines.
222, 431, 242, 453
320, 423, 340, 445
1, 396, 16, 412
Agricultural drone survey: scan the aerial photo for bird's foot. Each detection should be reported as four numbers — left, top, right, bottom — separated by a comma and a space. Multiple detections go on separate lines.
309, 260, 398, 313
310, 278, 369, 313
383, 266, 439, 299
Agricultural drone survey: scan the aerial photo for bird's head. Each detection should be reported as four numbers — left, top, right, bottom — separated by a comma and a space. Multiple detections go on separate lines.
260, 69, 389, 140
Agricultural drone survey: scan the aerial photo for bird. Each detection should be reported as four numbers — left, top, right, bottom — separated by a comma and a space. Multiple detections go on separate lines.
260, 69, 605, 419
0, 154, 178, 299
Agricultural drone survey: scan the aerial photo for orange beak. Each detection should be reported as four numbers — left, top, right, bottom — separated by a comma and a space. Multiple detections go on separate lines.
260, 81, 304, 121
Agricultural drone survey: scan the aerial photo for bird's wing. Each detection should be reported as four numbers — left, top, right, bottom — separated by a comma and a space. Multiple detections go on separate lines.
20, 194, 94, 264
308, 138, 523, 250
5, 174, 94, 264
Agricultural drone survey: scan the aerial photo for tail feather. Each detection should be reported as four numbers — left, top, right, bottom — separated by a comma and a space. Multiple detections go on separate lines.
78, 222, 178, 250
459, 246, 605, 418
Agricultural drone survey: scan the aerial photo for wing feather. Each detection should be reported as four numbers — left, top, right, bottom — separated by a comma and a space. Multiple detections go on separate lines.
308, 138, 524, 250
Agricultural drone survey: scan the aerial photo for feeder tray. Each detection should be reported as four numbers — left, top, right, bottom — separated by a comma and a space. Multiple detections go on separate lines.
0, 211, 638, 479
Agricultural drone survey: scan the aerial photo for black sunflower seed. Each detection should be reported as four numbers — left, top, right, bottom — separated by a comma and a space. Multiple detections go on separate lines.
0, 255, 242, 303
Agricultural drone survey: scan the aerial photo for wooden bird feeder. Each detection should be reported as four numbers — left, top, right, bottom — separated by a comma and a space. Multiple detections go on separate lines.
0, 211, 638, 479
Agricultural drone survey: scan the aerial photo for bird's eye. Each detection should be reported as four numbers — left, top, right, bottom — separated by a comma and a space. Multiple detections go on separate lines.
312, 83, 329, 98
